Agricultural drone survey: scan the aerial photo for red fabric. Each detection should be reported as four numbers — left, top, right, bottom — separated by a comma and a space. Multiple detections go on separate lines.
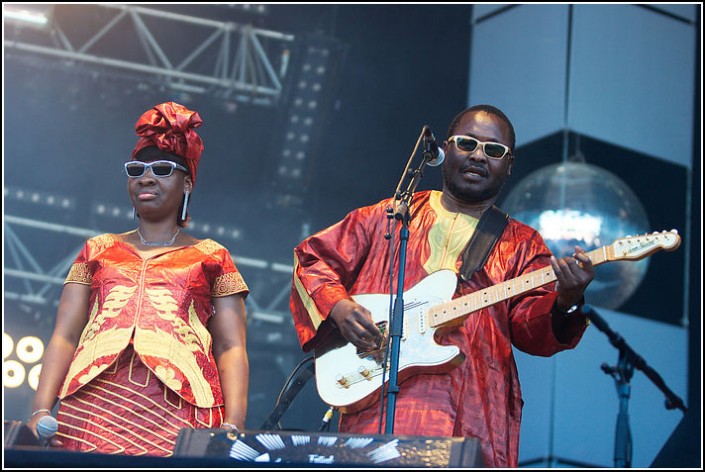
131, 102, 204, 185
289, 190, 588, 468
59, 235, 248, 408
57, 344, 224, 456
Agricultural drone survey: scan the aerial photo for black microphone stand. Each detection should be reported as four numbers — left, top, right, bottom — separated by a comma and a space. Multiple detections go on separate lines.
584, 305, 687, 468
601, 346, 634, 467
383, 127, 438, 435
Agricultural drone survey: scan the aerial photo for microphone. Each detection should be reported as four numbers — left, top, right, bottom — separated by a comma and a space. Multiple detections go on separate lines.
36, 415, 58, 447
422, 126, 444, 167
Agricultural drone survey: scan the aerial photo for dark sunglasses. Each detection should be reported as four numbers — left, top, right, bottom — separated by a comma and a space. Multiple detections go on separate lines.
124, 160, 188, 178
447, 135, 511, 159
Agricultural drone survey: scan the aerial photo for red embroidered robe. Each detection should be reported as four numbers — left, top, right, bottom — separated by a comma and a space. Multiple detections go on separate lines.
290, 190, 588, 467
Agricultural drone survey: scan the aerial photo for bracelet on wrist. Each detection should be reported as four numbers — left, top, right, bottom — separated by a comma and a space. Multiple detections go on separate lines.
220, 422, 240, 432
30, 409, 51, 417
557, 303, 580, 316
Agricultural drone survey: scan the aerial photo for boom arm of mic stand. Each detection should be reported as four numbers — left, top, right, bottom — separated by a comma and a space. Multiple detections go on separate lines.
585, 305, 688, 413
392, 128, 436, 221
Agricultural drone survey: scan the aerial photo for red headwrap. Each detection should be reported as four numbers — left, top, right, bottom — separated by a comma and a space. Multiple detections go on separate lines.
131, 102, 204, 185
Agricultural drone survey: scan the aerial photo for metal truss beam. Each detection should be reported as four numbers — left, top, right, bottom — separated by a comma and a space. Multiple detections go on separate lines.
3, 215, 293, 324
3, 4, 295, 106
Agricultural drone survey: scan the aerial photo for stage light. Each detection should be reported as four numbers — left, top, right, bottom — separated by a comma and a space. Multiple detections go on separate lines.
4, 360, 26, 389
16, 336, 44, 364
3, 333, 14, 359
226, 3, 269, 16
5, 185, 76, 210
28, 364, 43, 391
3, 4, 53, 29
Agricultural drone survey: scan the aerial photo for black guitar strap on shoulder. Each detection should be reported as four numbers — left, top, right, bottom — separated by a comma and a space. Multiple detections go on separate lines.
459, 205, 509, 282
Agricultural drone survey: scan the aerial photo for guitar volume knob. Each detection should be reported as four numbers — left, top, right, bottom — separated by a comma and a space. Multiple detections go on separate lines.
336, 374, 349, 386
358, 366, 371, 378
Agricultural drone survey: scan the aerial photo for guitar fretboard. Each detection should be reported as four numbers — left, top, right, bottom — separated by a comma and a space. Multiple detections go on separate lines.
428, 246, 611, 328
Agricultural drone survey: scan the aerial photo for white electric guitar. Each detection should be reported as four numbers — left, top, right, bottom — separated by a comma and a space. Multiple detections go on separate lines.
314, 230, 681, 414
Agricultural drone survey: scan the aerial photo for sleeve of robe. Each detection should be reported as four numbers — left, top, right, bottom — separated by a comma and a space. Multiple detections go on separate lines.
290, 203, 384, 352
498, 221, 590, 356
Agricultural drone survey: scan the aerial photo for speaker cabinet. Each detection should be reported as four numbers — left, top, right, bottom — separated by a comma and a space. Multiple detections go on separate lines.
174, 428, 486, 467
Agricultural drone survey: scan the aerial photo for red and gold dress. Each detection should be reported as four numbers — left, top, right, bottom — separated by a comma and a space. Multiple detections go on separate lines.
56, 234, 248, 456
290, 190, 588, 468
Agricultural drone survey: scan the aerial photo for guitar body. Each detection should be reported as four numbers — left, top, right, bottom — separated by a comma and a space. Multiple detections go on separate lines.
314, 269, 464, 414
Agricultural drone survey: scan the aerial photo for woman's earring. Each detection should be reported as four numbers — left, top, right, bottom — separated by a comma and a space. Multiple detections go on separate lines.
181, 191, 190, 221
132, 207, 136, 219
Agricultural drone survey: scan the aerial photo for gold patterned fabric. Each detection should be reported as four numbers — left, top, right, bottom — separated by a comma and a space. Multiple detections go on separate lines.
59, 235, 248, 409
57, 344, 224, 456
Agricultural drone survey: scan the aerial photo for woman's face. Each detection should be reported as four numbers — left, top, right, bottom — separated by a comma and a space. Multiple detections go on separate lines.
127, 159, 192, 221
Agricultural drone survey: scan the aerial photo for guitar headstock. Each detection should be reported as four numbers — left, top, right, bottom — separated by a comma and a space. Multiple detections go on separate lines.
609, 230, 681, 261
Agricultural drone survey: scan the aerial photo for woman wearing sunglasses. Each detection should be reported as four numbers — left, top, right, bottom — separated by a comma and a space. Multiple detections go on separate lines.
27, 102, 250, 457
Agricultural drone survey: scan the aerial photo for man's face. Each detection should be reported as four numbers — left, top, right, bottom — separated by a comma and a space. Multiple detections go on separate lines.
441, 110, 514, 205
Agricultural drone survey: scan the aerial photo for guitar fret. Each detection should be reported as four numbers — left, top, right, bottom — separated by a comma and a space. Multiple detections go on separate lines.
427, 231, 678, 329
430, 266, 558, 328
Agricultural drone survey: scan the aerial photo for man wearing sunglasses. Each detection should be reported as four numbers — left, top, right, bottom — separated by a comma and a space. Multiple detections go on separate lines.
28, 102, 250, 457
289, 104, 594, 468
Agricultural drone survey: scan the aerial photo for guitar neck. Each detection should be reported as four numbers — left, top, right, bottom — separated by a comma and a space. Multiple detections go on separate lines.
428, 246, 612, 328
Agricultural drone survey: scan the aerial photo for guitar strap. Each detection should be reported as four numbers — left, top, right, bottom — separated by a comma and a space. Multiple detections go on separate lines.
459, 205, 509, 281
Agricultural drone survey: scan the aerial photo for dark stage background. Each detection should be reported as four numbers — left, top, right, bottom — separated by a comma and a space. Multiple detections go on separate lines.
3, 3, 701, 468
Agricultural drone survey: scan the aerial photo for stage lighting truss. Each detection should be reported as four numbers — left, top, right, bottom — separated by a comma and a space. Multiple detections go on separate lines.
3, 4, 295, 106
